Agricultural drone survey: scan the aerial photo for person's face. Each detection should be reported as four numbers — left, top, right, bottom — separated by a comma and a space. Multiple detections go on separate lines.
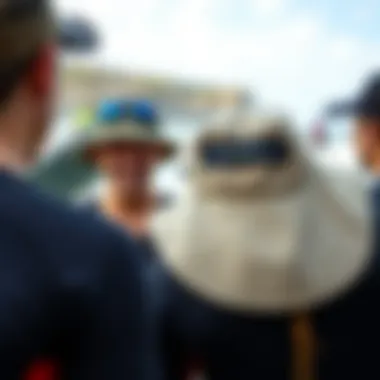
91, 142, 164, 194
353, 116, 380, 169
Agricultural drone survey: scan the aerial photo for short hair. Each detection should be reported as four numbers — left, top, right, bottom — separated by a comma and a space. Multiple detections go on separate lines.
0, 0, 54, 105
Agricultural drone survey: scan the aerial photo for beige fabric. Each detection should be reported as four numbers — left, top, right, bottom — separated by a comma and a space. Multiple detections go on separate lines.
152, 113, 371, 313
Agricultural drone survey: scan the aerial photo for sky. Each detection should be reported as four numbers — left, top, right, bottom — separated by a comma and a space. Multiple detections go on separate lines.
56, 0, 380, 126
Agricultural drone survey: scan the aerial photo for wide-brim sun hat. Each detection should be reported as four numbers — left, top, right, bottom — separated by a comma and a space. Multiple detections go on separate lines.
77, 98, 176, 161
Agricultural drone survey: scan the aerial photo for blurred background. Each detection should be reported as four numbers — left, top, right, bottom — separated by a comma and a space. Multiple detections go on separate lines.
36, 0, 379, 201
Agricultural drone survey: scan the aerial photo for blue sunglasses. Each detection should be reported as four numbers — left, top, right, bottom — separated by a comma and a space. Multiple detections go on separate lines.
96, 99, 158, 127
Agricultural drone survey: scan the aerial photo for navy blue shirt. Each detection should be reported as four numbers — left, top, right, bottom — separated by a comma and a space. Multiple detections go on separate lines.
0, 171, 151, 380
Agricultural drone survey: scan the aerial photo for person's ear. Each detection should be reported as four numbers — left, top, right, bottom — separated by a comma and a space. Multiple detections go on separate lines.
27, 43, 56, 98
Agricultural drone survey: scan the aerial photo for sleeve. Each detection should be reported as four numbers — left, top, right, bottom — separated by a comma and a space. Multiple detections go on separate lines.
62, 232, 155, 380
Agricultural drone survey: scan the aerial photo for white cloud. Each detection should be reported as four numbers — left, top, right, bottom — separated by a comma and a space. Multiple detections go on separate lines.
56, 0, 380, 125
252, 0, 287, 15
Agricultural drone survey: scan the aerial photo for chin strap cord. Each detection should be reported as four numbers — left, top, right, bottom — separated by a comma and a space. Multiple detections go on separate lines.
291, 313, 318, 380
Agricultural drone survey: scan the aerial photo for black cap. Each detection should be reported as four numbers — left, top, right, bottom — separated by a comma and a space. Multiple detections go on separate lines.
326, 73, 380, 118
0, 0, 98, 69
58, 16, 99, 52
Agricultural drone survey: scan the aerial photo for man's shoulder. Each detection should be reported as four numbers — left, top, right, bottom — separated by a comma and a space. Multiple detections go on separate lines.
26, 187, 114, 243
0, 173, 136, 261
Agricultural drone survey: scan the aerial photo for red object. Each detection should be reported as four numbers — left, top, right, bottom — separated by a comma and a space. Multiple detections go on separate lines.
185, 358, 204, 380
23, 359, 59, 380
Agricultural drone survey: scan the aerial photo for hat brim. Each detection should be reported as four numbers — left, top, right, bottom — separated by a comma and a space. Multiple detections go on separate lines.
80, 125, 176, 161
325, 98, 380, 119
57, 17, 99, 52
85, 138, 175, 160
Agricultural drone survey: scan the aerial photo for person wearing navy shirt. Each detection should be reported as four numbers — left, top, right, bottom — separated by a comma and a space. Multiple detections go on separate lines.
0, 1, 151, 379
